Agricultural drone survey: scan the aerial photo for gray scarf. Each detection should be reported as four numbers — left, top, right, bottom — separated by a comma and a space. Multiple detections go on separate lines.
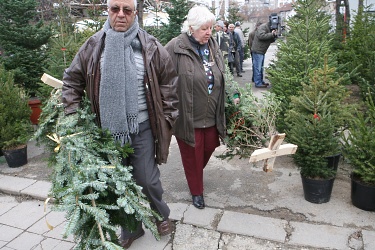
100, 18, 139, 145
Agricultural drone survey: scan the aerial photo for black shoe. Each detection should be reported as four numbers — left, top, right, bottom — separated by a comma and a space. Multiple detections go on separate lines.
192, 195, 205, 209
255, 84, 268, 88
120, 229, 145, 249
241, 70, 246, 73
237, 73, 242, 77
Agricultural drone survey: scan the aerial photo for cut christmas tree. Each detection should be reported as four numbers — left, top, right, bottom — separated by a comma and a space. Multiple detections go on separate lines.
34, 89, 161, 249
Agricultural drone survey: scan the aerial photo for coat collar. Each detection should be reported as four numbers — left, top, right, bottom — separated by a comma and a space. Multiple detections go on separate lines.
173, 33, 218, 57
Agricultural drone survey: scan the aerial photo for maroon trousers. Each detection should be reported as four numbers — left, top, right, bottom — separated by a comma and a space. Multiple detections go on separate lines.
176, 126, 220, 195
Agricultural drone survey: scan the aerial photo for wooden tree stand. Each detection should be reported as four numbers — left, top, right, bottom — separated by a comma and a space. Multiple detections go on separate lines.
249, 133, 298, 172
41, 73, 63, 88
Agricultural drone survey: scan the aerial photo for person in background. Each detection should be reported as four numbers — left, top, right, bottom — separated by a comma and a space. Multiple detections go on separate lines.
224, 21, 229, 33
251, 18, 277, 88
234, 21, 245, 73
228, 23, 242, 77
214, 20, 230, 60
223, 24, 228, 33
225, 22, 235, 75
62, 0, 179, 248
165, 6, 239, 209
248, 21, 261, 83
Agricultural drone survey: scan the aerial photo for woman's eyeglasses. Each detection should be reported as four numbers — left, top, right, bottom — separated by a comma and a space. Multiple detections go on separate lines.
109, 6, 135, 16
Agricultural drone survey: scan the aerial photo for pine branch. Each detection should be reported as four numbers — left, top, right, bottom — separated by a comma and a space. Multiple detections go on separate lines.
220, 69, 281, 160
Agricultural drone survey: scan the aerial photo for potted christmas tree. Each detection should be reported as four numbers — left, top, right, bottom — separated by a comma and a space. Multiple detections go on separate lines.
0, 64, 32, 167
286, 60, 352, 203
341, 91, 375, 211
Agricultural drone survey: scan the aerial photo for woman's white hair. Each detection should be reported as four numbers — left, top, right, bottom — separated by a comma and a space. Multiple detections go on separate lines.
107, 0, 138, 9
181, 5, 216, 34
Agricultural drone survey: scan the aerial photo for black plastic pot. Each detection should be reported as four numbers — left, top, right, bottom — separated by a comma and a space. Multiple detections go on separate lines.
351, 174, 375, 211
326, 153, 341, 171
301, 175, 335, 204
2, 145, 28, 168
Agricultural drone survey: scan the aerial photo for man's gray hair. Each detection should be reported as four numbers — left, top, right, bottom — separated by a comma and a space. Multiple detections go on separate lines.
107, 0, 138, 9
182, 5, 216, 33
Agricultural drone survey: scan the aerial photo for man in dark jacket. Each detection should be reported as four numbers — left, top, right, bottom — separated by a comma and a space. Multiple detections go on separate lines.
228, 23, 242, 77
62, 0, 179, 248
248, 22, 261, 82
214, 20, 230, 60
251, 18, 277, 88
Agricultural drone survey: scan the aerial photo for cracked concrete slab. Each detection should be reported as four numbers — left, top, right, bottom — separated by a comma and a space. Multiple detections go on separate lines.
173, 223, 221, 250
217, 211, 287, 242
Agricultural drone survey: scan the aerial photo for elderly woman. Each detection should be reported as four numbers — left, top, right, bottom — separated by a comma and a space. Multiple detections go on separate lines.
165, 6, 238, 209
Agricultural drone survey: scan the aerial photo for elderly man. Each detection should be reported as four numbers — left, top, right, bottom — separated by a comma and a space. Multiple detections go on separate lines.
228, 23, 242, 77
234, 21, 245, 73
62, 0, 179, 248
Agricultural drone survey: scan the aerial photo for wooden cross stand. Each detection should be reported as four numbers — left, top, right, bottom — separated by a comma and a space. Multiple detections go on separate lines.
41, 73, 63, 88
249, 133, 298, 172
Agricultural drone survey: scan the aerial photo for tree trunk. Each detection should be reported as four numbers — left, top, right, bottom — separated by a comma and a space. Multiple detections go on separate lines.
335, 0, 350, 40
138, 0, 144, 28
358, 0, 364, 15
344, 0, 350, 38
335, 0, 341, 36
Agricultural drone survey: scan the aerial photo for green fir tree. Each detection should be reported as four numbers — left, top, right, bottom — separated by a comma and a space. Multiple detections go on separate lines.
0, 0, 51, 96
0, 64, 31, 150
287, 57, 352, 130
286, 60, 352, 179
267, 0, 341, 132
34, 89, 162, 249
336, 6, 375, 98
147, 0, 191, 45
287, 102, 338, 179
226, 1, 242, 25
342, 91, 375, 186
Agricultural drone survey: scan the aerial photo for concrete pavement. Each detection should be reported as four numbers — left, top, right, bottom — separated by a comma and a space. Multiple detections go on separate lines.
1, 44, 375, 249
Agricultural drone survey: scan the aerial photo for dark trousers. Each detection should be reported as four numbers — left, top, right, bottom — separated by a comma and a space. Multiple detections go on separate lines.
239, 46, 244, 71
228, 52, 241, 75
176, 126, 220, 196
121, 120, 169, 238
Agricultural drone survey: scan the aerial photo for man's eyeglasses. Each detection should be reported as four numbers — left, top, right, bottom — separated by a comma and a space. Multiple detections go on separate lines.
109, 6, 135, 15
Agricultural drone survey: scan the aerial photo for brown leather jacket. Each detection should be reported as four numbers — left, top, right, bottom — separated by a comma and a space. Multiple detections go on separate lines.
62, 29, 179, 164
